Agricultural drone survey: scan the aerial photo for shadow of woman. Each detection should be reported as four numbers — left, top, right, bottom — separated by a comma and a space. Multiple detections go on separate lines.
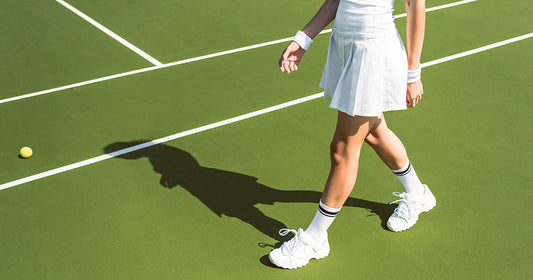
104, 141, 396, 241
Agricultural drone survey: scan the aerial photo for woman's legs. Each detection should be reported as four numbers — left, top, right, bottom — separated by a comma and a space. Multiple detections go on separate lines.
321, 112, 379, 208
269, 112, 435, 268
364, 114, 436, 232
303, 112, 378, 241
269, 112, 379, 269
364, 114, 424, 195
364, 114, 408, 170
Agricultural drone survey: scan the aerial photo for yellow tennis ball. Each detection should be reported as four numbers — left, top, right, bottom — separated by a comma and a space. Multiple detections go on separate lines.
20, 147, 33, 158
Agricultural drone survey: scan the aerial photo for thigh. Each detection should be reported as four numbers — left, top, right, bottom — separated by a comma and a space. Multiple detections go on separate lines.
366, 113, 389, 144
331, 111, 379, 153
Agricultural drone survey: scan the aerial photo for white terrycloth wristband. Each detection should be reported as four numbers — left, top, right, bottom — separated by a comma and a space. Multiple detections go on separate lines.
407, 67, 421, 83
293, 31, 313, 50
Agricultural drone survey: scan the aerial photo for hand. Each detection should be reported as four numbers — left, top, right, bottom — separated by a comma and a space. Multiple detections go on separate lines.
278, 41, 306, 73
406, 80, 423, 108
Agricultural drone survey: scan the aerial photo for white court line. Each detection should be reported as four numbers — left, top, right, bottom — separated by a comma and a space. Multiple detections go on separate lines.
421, 33, 533, 67
415, 0, 478, 15
56, 0, 163, 66
0, 93, 323, 191
0, 0, 477, 105
1, 32, 532, 191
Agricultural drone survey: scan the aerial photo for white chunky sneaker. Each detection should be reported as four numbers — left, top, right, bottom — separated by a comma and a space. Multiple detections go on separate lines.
268, 228, 330, 269
387, 185, 436, 232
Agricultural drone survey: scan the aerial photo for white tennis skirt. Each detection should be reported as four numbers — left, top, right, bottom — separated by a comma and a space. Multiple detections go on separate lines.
319, 28, 408, 117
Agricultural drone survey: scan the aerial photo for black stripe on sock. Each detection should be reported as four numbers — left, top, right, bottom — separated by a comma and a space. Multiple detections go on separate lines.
318, 205, 339, 218
318, 208, 337, 217
393, 162, 412, 176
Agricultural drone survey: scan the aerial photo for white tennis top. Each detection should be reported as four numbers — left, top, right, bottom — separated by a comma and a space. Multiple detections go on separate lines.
333, 0, 397, 37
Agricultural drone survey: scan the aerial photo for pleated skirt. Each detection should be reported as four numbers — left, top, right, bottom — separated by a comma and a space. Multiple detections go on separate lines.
319, 28, 408, 117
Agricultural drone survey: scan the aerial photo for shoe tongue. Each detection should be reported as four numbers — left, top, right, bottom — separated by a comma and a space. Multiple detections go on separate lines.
297, 229, 310, 241
403, 192, 422, 200
299, 229, 326, 247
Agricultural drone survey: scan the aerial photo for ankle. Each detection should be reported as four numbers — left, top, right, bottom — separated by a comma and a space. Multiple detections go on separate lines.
304, 200, 341, 242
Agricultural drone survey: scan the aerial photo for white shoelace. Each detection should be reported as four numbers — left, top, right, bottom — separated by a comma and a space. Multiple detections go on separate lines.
278, 229, 307, 256
390, 192, 418, 221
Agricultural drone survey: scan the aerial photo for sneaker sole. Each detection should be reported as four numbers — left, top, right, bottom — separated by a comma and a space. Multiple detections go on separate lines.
387, 206, 432, 232
268, 245, 330, 269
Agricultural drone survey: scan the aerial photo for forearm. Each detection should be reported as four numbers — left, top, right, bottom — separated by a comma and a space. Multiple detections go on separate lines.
301, 0, 340, 39
405, 0, 425, 70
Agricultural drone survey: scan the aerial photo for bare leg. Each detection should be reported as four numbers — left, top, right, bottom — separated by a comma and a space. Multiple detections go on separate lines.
321, 112, 378, 208
365, 113, 429, 200
364, 114, 408, 170
365, 115, 437, 232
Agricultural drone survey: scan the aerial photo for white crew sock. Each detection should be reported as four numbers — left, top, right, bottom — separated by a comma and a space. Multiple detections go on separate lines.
304, 200, 341, 242
391, 160, 425, 195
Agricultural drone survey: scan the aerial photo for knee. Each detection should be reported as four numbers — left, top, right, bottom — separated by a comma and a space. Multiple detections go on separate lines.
329, 139, 360, 166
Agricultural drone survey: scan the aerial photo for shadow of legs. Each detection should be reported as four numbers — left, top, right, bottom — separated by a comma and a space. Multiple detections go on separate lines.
345, 196, 396, 230
269, 189, 395, 230
238, 207, 291, 242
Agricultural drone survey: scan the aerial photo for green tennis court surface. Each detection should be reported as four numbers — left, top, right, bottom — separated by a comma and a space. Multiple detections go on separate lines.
1, 0, 531, 279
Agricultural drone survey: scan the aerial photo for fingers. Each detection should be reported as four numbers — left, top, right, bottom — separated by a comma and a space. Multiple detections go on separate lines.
279, 59, 291, 73
289, 61, 298, 72
280, 58, 299, 73
407, 95, 421, 107
406, 81, 423, 107
406, 95, 414, 108
279, 42, 303, 73
406, 93, 420, 107
280, 60, 296, 73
